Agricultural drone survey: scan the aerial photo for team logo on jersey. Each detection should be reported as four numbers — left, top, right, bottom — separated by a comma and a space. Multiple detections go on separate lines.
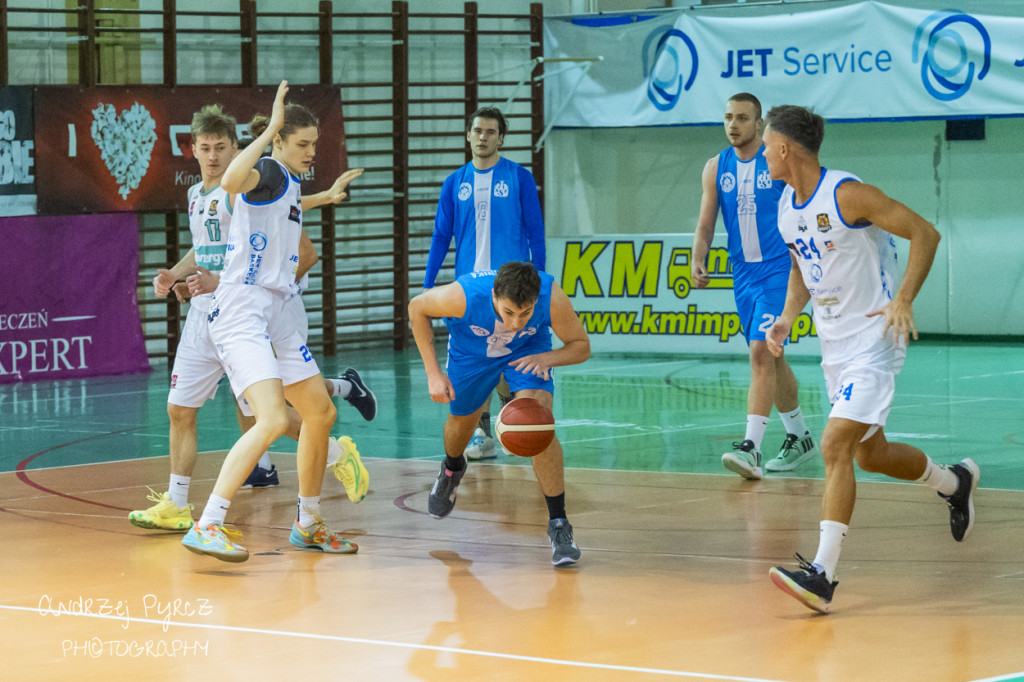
250, 232, 268, 251
816, 213, 832, 233
810, 263, 823, 282
756, 170, 772, 189
518, 326, 537, 338
797, 216, 808, 232
470, 325, 490, 337
493, 180, 509, 198
720, 172, 736, 193
458, 182, 473, 201
208, 199, 219, 216
288, 205, 300, 223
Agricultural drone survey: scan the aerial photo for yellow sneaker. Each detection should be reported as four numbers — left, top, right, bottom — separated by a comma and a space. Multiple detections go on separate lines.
129, 487, 194, 531
327, 436, 369, 503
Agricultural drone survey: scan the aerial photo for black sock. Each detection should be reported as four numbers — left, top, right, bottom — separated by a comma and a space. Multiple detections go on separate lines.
545, 493, 566, 521
479, 411, 491, 437
444, 454, 466, 472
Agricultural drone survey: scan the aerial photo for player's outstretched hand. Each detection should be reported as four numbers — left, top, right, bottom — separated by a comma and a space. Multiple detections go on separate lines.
323, 169, 364, 204
508, 354, 551, 381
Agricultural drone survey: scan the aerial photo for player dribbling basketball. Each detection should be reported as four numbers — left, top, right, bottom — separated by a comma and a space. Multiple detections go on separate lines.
408, 261, 590, 566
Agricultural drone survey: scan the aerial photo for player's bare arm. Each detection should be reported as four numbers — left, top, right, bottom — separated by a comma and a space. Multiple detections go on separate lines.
409, 282, 468, 403
508, 284, 591, 380
837, 181, 941, 343
222, 80, 289, 195
766, 252, 811, 358
301, 168, 364, 211
296, 231, 319, 280
691, 156, 720, 288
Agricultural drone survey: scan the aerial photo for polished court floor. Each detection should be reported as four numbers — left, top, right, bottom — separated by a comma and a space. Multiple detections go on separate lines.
1, 340, 1022, 681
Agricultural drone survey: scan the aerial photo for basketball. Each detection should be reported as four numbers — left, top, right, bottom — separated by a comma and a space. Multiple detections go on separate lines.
494, 397, 555, 457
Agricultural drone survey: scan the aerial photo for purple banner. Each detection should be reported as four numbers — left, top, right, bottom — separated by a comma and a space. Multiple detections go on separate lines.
0, 213, 151, 383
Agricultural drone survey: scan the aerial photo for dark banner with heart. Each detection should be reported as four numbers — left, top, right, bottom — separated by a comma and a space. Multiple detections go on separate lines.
32, 85, 347, 214
0, 212, 151, 383
0, 86, 36, 217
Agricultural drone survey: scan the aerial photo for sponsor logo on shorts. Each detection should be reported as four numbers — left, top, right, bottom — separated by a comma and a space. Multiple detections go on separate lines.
171, 374, 178, 388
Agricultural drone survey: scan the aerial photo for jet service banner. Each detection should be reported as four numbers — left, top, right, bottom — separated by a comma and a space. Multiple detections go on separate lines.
544, 2, 1024, 126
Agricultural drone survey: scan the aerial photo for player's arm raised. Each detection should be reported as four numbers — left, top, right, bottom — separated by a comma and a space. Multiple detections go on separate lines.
508, 284, 590, 379
838, 181, 940, 343
690, 156, 720, 289
222, 80, 289, 195
409, 282, 468, 403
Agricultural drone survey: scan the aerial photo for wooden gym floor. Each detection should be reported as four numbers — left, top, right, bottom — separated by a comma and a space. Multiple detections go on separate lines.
1, 341, 1022, 681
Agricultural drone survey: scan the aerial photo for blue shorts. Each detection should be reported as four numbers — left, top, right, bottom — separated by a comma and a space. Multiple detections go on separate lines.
446, 346, 554, 416
733, 263, 789, 345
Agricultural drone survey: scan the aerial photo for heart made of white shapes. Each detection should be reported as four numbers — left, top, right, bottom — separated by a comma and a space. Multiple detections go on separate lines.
90, 102, 157, 200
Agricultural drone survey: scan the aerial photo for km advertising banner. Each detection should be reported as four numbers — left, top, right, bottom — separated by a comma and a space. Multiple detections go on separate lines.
33, 85, 347, 214
0, 213, 151, 383
550, 235, 820, 356
0, 86, 35, 217
544, 1, 1024, 126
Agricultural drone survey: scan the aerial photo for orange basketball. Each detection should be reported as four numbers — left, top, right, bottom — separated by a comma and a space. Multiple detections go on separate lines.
495, 397, 555, 457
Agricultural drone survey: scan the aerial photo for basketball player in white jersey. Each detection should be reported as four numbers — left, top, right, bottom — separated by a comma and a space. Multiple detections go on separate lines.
760, 105, 979, 613
692, 93, 816, 479
131, 106, 373, 535
425, 107, 546, 462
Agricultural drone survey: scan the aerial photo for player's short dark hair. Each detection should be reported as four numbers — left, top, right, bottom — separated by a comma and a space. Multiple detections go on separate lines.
191, 104, 237, 144
766, 105, 825, 154
249, 104, 319, 140
728, 92, 762, 119
493, 261, 541, 306
467, 106, 508, 136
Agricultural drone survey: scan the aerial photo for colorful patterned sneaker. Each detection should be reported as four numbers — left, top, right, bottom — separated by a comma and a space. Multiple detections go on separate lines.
129, 488, 194, 531
242, 464, 279, 488
181, 524, 249, 563
328, 436, 369, 503
769, 553, 837, 614
341, 367, 377, 421
765, 432, 818, 472
939, 458, 980, 542
464, 427, 496, 461
428, 457, 466, 519
289, 511, 358, 554
721, 439, 763, 480
547, 518, 581, 567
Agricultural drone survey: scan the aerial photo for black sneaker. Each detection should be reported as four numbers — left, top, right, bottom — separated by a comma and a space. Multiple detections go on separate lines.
938, 458, 979, 542
341, 367, 377, 421
428, 458, 466, 519
547, 518, 581, 567
242, 464, 279, 488
769, 553, 837, 614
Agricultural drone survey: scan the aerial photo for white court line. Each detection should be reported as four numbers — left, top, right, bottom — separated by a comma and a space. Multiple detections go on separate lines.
0, 604, 793, 682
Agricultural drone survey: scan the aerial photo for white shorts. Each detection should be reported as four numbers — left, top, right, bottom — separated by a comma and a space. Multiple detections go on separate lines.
285, 291, 309, 343
820, 326, 906, 427
167, 305, 254, 416
208, 284, 320, 398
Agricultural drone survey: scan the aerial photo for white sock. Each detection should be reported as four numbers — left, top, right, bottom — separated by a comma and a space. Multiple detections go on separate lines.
915, 456, 958, 496
329, 379, 351, 398
257, 451, 272, 470
745, 415, 769, 450
812, 520, 848, 581
780, 407, 808, 437
327, 436, 342, 463
297, 496, 321, 527
168, 474, 190, 508
197, 494, 231, 529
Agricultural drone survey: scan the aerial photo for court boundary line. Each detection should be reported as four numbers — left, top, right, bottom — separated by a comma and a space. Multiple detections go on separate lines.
0, 603, 791, 682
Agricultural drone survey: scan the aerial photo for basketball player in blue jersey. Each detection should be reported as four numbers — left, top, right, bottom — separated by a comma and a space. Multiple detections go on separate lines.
132, 105, 374, 535
425, 107, 546, 462
692, 93, 817, 479
761, 105, 978, 613
409, 261, 590, 566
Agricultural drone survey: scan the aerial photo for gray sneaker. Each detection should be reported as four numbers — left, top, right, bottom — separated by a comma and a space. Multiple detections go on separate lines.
721, 439, 763, 480
547, 518, 581, 566
428, 458, 466, 519
765, 432, 818, 472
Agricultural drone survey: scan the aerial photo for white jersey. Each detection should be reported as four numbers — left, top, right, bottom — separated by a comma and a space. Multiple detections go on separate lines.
185, 182, 232, 313
777, 168, 900, 341
220, 157, 303, 295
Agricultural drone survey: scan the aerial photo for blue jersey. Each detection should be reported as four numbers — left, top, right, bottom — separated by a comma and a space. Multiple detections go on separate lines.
716, 145, 790, 282
445, 269, 553, 367
425, 156, 545, 287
